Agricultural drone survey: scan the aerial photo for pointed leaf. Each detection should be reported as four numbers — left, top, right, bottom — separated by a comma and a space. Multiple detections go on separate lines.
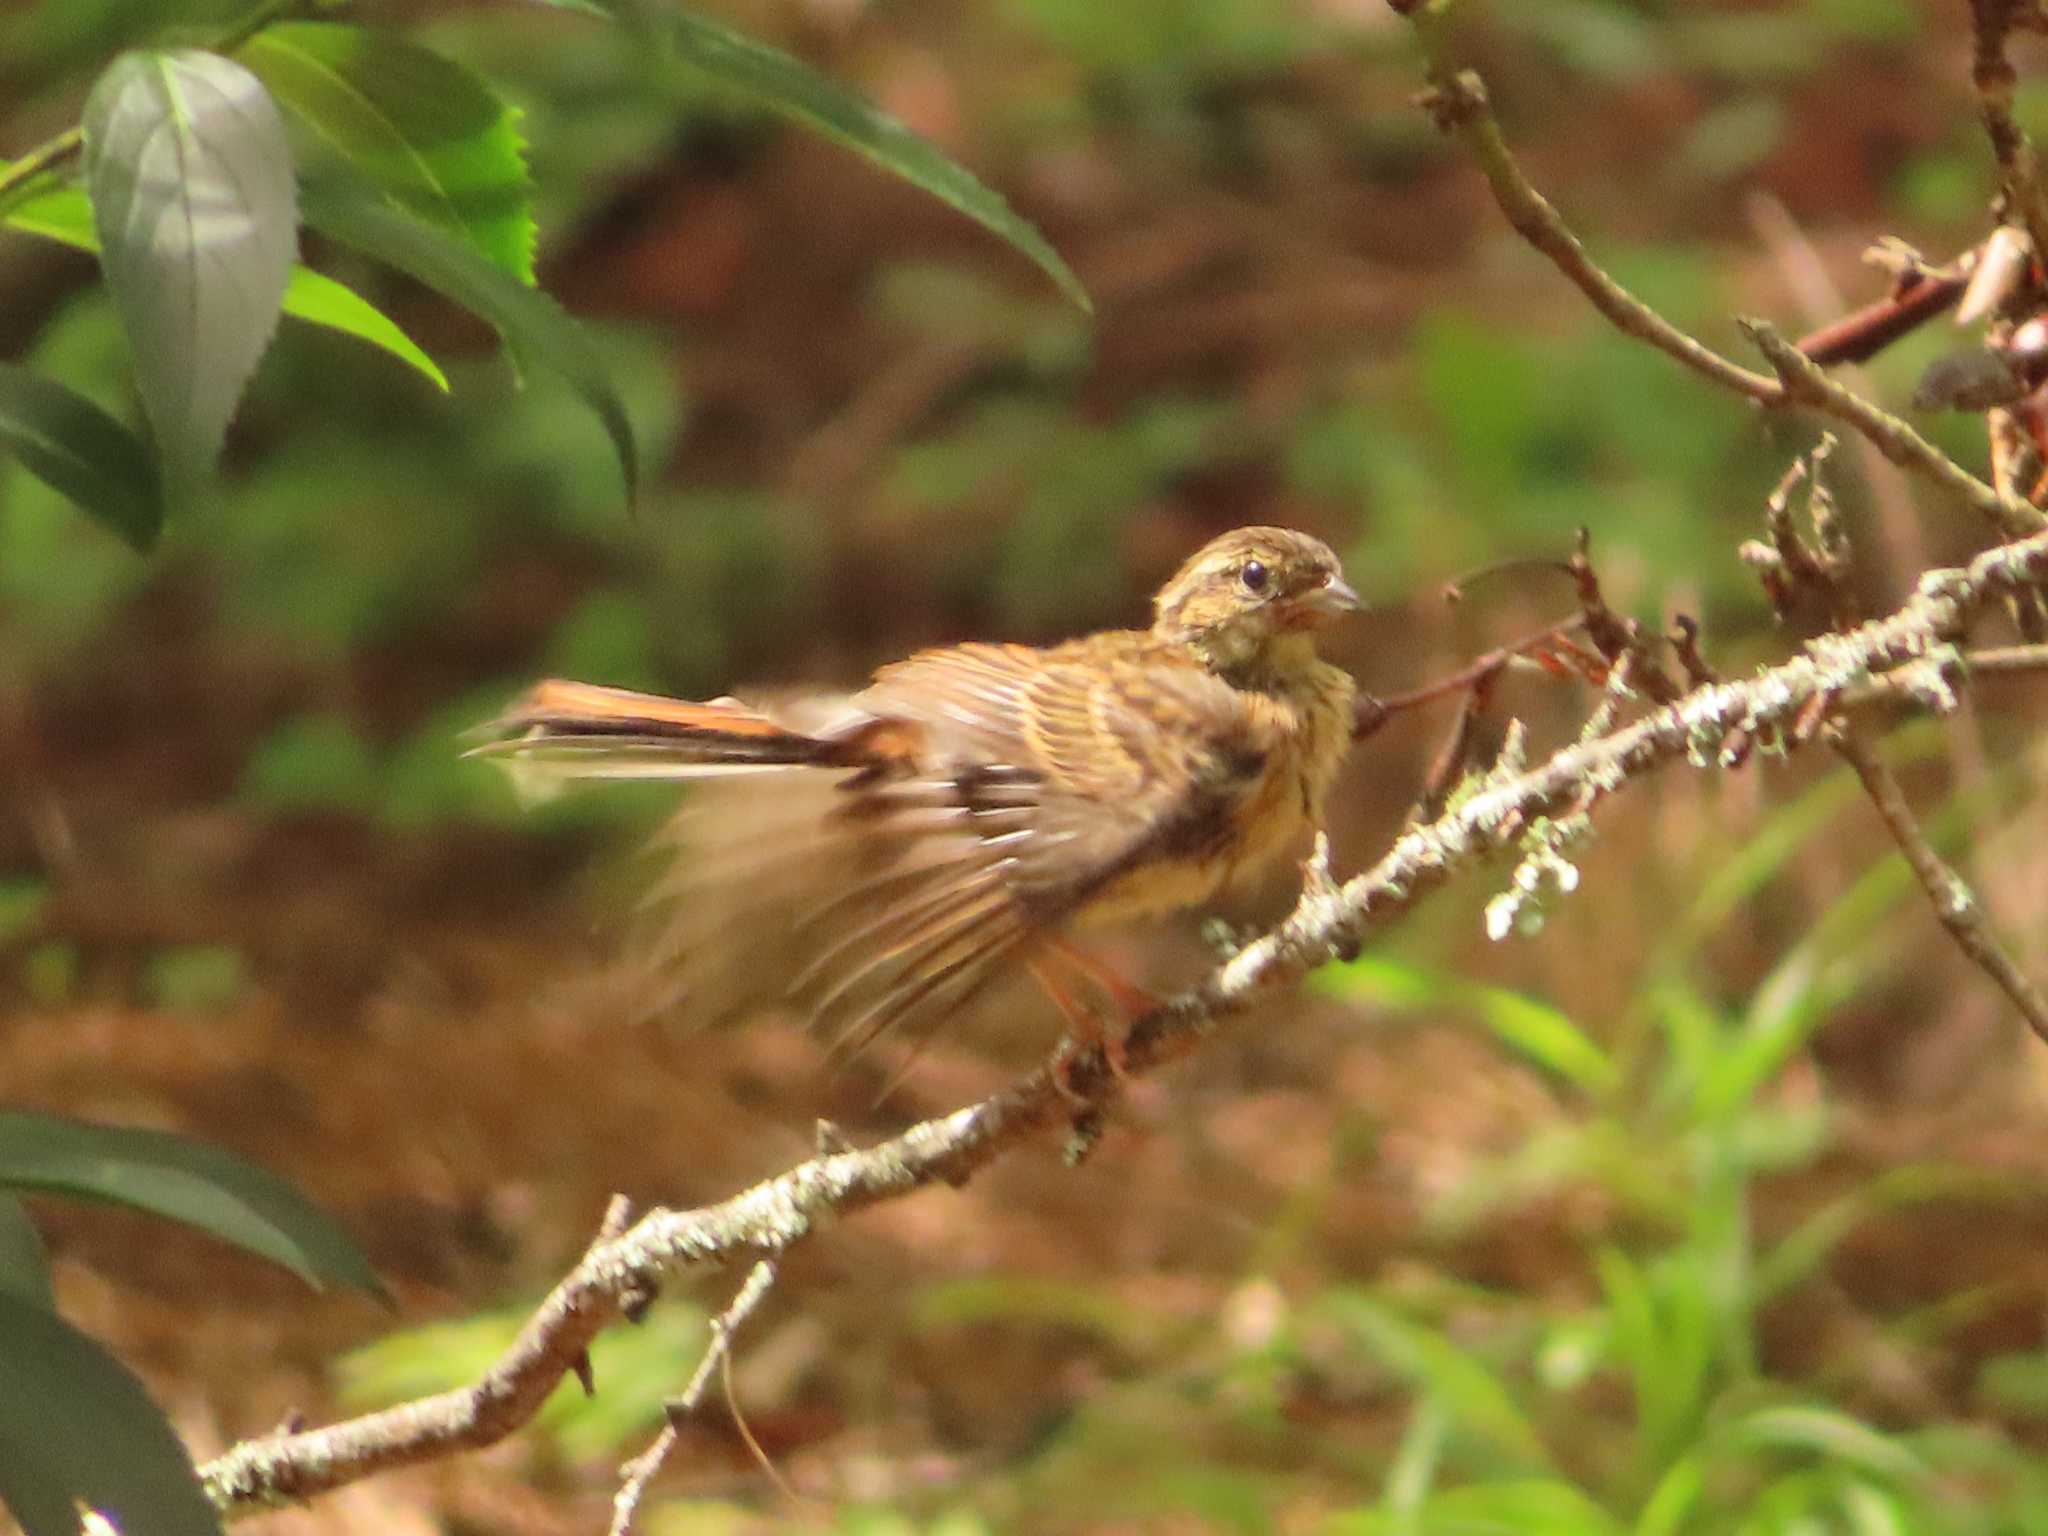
0, 363, 164, 548
4, 175, 449, 392
304, 183, 637, 506
1318, 1290, 1550, 1468
0, 1109, 381, 1296
274, 264, 451, 391
0, 1293, 222, 1536
238, 22, 535, 283
541, 0, 1086, 310
1724, 1405, 1926, 1485
0, 1194, 54, 1311
83, 48, 298, 477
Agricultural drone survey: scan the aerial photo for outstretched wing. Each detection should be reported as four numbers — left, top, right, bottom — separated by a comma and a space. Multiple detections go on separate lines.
855, 638, 1288, 925
552, 641, 1285, 1059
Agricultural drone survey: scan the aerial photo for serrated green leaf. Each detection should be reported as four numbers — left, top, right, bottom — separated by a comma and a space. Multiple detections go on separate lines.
0, 1293, 222, 1536
271, 262, 451, 390
0, 1109, 382, 1297
238, 22, 535, 283
83, 48, 298, 478
0, 362, 163, 548
0, 1194, 54, 1311
303, 182, 637, 507
540, 0, 1086, 310
3, 174, 449, 393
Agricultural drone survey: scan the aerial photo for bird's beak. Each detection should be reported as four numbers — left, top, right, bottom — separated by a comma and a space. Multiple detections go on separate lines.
1298, 573, 1362, 621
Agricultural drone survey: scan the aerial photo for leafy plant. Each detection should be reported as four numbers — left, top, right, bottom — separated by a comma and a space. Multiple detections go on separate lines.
0, 1110, 380, 1536
0, 0, 1085, 545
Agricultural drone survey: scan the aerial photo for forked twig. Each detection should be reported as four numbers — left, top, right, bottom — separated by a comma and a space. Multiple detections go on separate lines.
609, 1259, 780, 1536
1741, 320, 2046, 537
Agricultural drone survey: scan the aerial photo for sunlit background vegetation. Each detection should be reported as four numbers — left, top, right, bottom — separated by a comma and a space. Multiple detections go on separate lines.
8, 0, 2048, 1530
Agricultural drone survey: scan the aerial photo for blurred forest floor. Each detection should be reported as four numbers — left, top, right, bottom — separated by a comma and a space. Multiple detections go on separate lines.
8, 0, 2048, 1530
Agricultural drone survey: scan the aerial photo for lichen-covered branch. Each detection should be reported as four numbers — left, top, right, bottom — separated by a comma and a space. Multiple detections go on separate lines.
1829, 722, 2048, 1043
200, 524, 2048, 1520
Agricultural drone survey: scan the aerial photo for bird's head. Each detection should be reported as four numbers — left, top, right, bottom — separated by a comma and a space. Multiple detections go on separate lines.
1151, 526, 1360, 674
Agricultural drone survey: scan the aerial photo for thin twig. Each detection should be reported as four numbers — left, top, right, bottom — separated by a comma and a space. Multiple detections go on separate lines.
1741, 319, 2048, 537
200, 524, 2048, 1519
1970, 0, 2048, 270
1352, 615, 1591, 739
0, 127, 82, 215
1411, 67, 1781, 403
1844, 642, 2048, 707
1829, 723, 2048, 1044
1566, 529, 1682, 703
609, 1259, 779, 1536
1960, 641, 2048, 672
1794, 268, 1968, 367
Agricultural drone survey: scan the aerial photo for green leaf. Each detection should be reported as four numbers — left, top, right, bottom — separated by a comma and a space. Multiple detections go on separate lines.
1317, 958, 1617, 1097
1722, 1405, 1926, 1485
273, 263, 451, 391
1318, 1290, 1550, 1468
0, 1109, 382, 1297
82, 48, 298, 478
0, 1194, 54, 1311
0, 363, 163, 548
303, 182, 638, 507
0, 1293, 222, 1536
1421, 1481, 1625, 1536
238, 22, 535, 283
0, 877, 50, 944
1634, 1455, 1704, 1536
550, 0, 1086, 310
3, 175, 449, 393
1754, 1165, 2019, 1302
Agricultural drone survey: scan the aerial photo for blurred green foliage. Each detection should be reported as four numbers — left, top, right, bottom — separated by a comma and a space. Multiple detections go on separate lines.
7, 0, 2048, 1530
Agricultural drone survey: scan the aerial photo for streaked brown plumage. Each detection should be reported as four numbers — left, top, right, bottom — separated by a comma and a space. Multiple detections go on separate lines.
483, 526, 1359, 1063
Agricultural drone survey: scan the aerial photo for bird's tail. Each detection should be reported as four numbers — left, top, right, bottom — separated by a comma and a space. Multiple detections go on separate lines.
475, 679, 854, 790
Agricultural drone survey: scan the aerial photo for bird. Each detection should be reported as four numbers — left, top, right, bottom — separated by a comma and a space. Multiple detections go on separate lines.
480, 526, 1360, 1073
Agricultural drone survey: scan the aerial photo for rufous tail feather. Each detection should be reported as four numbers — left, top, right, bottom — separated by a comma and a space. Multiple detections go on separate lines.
474, 680, 839, 797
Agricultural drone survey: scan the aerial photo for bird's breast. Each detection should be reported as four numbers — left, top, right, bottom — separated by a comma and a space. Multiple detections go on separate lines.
1075, 660, 1354, 927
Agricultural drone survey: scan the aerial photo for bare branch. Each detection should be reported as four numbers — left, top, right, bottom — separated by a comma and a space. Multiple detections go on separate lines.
1405, 49, 2046, 541
609, 1259, 779, 1536
201, 524, 2048, 1519
1413, 68, 1781, 403
1741, 319, 2048, 537
1970, 0, 2048, 269
1795, 266, 1968, 367
1829, 723, 2048, 1043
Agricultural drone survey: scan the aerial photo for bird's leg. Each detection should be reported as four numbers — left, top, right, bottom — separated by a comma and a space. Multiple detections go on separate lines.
1041, 934, 1160, 1022
1028, 956, 1106, 1104
1026, 949, 1137, 1096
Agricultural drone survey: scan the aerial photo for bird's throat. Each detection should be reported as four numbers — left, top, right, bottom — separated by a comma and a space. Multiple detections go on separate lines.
1188, 626, 1321, 691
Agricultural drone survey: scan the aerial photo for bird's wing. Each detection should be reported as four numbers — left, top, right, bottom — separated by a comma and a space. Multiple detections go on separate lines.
760, 637, 1282, 1060
546, 642, 1285, 1062
860, 639, 1289, 912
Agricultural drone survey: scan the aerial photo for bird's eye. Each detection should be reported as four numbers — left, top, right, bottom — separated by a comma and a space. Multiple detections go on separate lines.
1240, 560, 1269, 593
